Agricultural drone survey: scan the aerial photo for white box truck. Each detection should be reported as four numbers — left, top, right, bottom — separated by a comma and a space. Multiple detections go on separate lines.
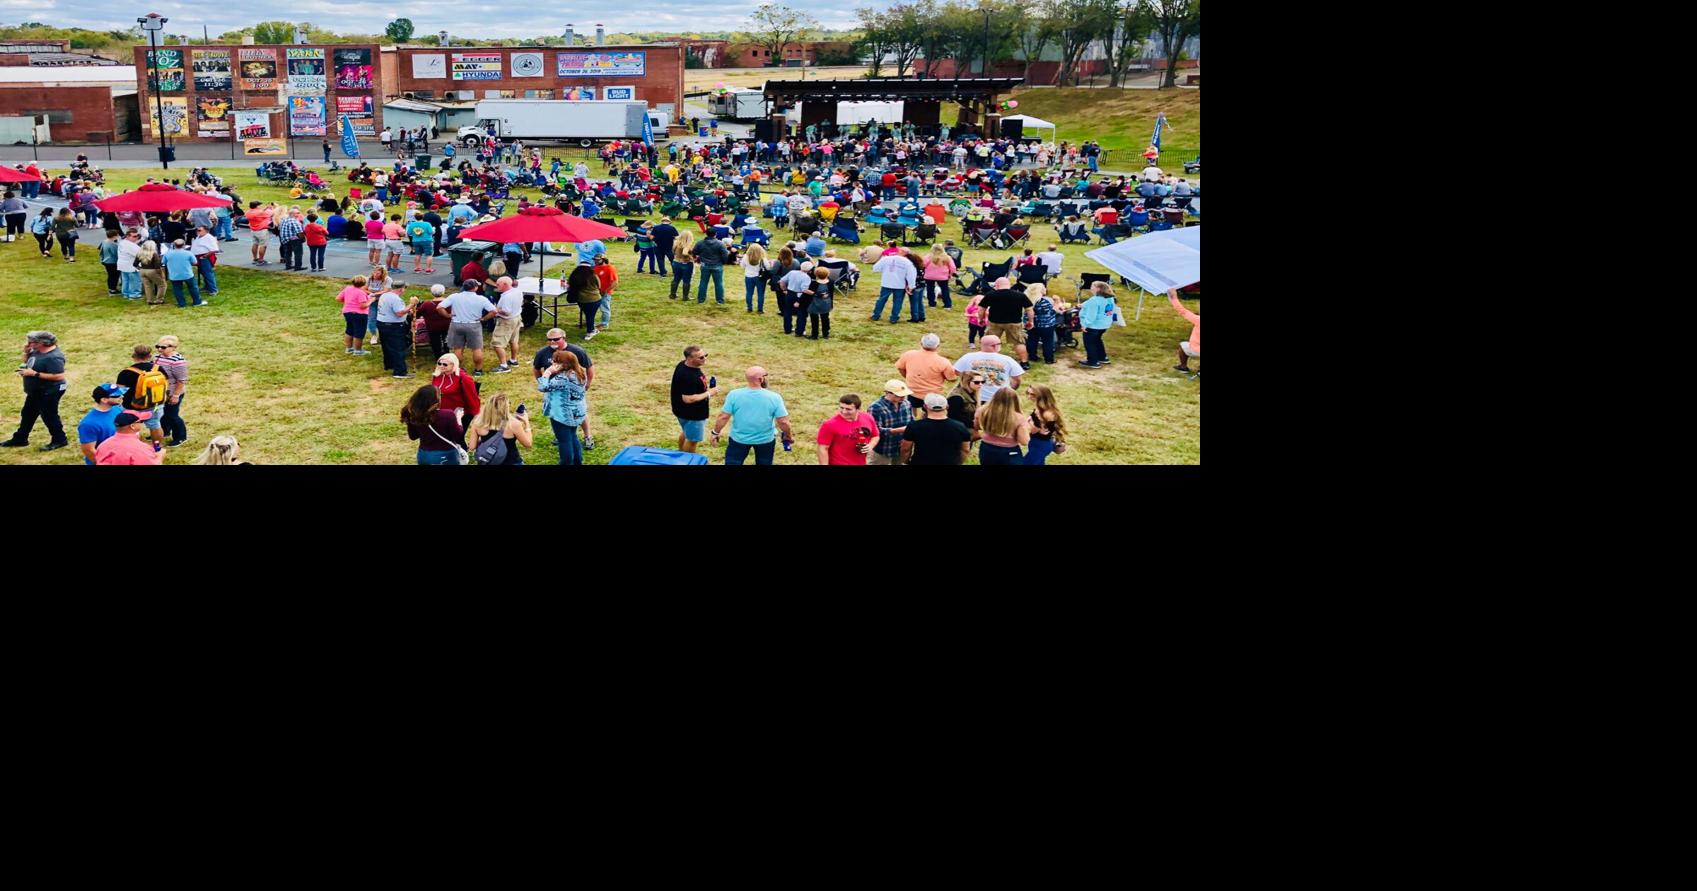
709, 89, 767, 121
458, 100, 662, 148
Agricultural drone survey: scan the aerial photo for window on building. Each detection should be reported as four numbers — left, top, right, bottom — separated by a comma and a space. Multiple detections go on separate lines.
533, 89, 554, 99
488, 90, 515, 99
24, 108, 72, 124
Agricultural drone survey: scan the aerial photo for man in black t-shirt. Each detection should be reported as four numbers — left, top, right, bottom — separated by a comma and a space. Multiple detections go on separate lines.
114, 344, 166, 450
531, 328, 592, 381
901, 394, 971, 465
980, 279, 1034, 368
670, 344, 717, 453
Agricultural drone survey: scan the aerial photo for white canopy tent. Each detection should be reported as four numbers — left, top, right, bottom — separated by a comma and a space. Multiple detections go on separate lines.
1084, 226, 1200, 320
1000, 114, 1057, 137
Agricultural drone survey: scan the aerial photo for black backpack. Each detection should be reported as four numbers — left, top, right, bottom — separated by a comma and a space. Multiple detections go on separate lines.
474, 429, 508, 466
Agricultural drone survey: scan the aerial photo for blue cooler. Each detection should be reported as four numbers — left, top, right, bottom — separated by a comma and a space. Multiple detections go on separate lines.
609, 446, 709, 466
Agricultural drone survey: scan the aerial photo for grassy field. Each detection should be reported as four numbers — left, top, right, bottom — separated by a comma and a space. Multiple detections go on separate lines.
941, 87, 1199, 171
0, 165, 1199, 466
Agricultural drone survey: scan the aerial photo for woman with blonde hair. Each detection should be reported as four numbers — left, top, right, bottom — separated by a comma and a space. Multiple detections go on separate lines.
468, 392, 534, 465
137, 239, 166, 305
364, 265, 389, 346
973, 387, 1030, 466
922, 244, 956, 310
668, 229, 696, 300
193, 435, 249, 465
741, 242, 771, 314
1022, 384, 1068, 465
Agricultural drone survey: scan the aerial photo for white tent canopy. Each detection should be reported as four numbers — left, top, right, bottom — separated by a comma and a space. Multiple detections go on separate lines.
1000, 114, 1057, 134
1085, 227, 1200, 319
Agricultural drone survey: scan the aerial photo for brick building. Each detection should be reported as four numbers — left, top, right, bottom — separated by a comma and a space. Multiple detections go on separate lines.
0, 66, 138, 142
133, 43, 384, 145
727, 41, 855, 68
383, 44, 683, 121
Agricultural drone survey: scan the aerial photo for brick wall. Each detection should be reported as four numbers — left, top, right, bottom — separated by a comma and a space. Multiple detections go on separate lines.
0, 84, 118, 141
728, 41, 854, 69
390, 45, 683, 117
914, 58, 1109, 84
134, 43, 385, 144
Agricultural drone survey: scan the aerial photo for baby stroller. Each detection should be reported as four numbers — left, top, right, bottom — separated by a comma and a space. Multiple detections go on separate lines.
1058, 306, 1083, 349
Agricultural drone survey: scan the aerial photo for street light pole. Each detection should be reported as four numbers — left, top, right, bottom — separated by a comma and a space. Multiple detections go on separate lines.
139, 12, 170, 169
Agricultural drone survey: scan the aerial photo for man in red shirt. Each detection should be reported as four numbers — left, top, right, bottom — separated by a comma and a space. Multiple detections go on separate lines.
816, 394, 879, 465
880, 170, 898, 200
94, 413, 162, 465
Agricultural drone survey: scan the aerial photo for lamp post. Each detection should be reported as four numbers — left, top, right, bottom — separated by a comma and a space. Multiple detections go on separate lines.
439, 30, 449, 48
138, 12, 171, 169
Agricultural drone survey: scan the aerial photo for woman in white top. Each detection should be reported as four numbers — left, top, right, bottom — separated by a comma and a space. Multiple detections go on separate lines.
741, 242, 773, 315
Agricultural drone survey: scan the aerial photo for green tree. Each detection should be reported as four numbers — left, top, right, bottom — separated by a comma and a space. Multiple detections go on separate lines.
252, 21, 296, 45
1101, 1, 1151, 87
1140, 0, 1199, 88
386, 18, 415, 42
746, 4, 819, 67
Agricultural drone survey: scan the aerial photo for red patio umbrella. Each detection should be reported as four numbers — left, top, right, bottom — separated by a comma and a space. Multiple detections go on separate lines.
458, 205, 629, 282
95, 183, 232, 213
0, 167, 42, 183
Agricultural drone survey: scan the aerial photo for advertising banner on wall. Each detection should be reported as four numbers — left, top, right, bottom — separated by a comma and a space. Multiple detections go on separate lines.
147, 49, 184, 91
243, 137, 287, 156
557, 51, 645, 77
336, 95, 373, 115
239, 49, 277, 90
193, 50, 232, 91
334, 48, 373, 89
235, 110, 271, 140
411, 54, 445, 78
286, 48, 326, 94
510, 52, 545, 77
147, 96, 188, 136
560, 86, 596, 100
603, 86, 635, 101
289, 95, 327, 136
195, 96, 232, 137
452, 52, 504, 80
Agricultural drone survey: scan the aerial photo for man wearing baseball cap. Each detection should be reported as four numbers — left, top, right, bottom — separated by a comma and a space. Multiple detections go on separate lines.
77, 383, 128, 465
867, 380, 913, 466
901, 393, 973, 466
93, 412, 163, 465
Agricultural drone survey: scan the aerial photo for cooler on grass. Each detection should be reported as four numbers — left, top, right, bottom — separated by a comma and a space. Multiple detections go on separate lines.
608, 446, 709, 466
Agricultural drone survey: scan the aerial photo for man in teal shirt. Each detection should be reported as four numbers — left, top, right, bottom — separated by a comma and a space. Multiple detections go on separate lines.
163, 240, 204, 307
710, 366, 793, 466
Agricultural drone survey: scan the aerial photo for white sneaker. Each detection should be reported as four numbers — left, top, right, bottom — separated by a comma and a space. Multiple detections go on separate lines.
584, 330, 598, 340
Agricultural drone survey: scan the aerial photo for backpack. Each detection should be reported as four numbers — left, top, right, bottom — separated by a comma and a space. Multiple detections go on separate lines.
474, 429, 509, 466
129, 364, 168, 409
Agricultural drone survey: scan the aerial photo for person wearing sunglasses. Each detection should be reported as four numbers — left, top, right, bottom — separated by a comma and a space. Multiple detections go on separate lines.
430, 352, 481, 427
670, 344, 718, 454
153, 336, 189, 447
531, 329, 595, 450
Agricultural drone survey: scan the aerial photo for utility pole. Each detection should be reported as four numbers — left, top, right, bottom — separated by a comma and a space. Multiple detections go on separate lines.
139, 12, 171, 169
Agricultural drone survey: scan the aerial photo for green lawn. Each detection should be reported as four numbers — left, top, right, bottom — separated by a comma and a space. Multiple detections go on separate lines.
945, 87, 1200, 174
1, 165, 1199, 465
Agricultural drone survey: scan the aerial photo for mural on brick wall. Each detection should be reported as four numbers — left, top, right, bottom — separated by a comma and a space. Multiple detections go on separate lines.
148, 96, 188, 135
289, 95, 327, 136
286, 48, 326, 94
334, 48, 373, 89
235, 110, 270, 140
240, 49, 277, 90
557, 51, 644, 77
193, 50, 231, 91
147, 49, 184, 91
195, 96, 232, 137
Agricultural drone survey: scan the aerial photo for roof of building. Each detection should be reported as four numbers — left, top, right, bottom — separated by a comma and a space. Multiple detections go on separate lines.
0, 65, 136, 84
763, 76, 1023, 103
383, 99, 442, 113
25, 53, 121, 66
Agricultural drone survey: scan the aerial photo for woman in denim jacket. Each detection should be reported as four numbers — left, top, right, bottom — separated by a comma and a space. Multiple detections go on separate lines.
537, 349, 588, 465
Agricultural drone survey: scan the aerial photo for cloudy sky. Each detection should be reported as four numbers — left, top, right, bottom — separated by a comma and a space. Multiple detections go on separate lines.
2, 0, 872, 36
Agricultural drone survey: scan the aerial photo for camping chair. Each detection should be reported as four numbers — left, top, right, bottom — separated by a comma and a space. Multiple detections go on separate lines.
1058, 221, 1090, 244
1002, 224, 1032, 249
865, 208, 892, 227
1076, 272, 1111, 300
659, 200, 686, 219
741, 226, 771, 246
829, 219, 862, 245
792, 214, 820, 237
1096, 224, 1133, 244
1148, 219, 1174, 232
908, 221, 938, 246
964, 221, 999, 249
1163, 207, 1188, 228
981, 257, 1014, 284
879, 222, 906, 244
819, 258, 858, 292
947, 197, 971, 217
1124, 208, 1151, 233
1016, 263, 1049, 287
623, 219, 647, 236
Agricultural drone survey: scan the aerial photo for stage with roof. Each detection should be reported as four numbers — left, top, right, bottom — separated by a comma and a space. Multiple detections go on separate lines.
761, 77, 1024, 139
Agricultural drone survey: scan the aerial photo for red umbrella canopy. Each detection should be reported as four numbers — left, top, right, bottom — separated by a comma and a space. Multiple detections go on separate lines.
0, 166, 43, 183
95, 183, 232, 213
458, 205, 627, 244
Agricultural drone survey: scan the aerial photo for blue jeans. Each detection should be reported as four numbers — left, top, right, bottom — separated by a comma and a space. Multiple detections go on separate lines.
637, 247, 658, 273
120, 270, 141, 298
1030, 326, 1056, 363
873, 287, 909, 322
309, 244, 326, 270
1024, 437, 1056, 465
170, 278, 203, 307
418, 448, 460, 465
598, 295, 612, 328
197, 256, 218, 292
979, 442, 1023, 465
925, 279, 951, 308
377, 321, 410, 374
697, 265, 725, 303
551, 418, 583, 465
725, 437, 775, 465
671, 261, 693, 296
745, 276, 766, 311
1084, 328, 1107, 364
162, 395, 187, 444
1088, 155, 1099, 171
217, 216, 233, 239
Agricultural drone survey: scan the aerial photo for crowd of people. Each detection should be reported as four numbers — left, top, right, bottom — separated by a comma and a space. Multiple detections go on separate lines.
3, 114, 1199, 466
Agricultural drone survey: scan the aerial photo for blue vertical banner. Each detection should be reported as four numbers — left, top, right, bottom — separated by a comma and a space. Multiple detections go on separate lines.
1151, 112, 1167, 150
340, 114, 361, 158
641, 111, 654, 147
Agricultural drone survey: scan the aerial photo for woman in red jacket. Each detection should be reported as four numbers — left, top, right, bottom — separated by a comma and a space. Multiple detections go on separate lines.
430, 351, 481, 420
303, 212, 330, 272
